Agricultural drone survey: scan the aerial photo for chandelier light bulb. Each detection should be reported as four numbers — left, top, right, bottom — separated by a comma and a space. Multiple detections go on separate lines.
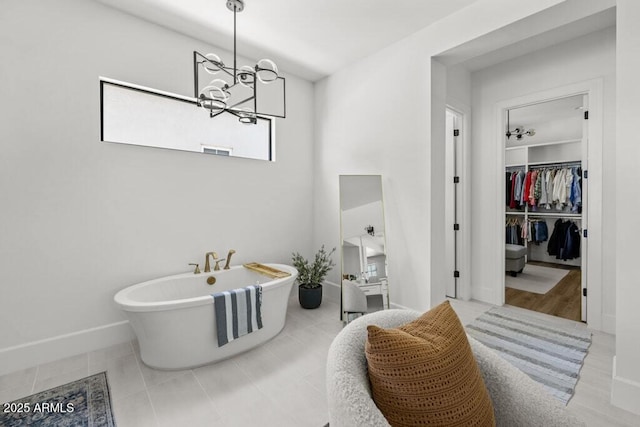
203, 53, 224, 74
199, 86, 226, 102
198, 95, 226, 113
199, 79, 228, 113
256, 58, 278, 84
237, 108, 257, 124
203, 79, 230, 100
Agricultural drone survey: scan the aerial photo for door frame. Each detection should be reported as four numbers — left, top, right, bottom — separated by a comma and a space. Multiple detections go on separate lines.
445, 104, 472, 301
495, 79, 603, 329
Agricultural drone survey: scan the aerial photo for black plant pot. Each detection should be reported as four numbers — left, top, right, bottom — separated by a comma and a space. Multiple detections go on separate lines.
298, 284, 323, 309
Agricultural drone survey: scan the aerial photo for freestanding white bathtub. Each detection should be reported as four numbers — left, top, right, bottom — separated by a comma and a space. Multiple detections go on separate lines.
114, 263, 297, 370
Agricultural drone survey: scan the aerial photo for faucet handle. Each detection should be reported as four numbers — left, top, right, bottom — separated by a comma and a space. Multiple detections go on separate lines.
214, 258, 226, 271
189, 263, 201, 274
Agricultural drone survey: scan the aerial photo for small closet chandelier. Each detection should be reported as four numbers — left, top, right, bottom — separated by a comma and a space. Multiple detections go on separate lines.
506, 109, 535, 140
193, 0, 286, 124
506, 127, 536, 140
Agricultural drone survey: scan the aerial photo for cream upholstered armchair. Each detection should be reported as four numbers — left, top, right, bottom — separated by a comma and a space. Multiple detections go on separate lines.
326, 309, 584, 427
341, 280, 368, 323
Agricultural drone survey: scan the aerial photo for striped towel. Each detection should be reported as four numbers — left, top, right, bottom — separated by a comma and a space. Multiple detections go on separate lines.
212, 285, 263, 347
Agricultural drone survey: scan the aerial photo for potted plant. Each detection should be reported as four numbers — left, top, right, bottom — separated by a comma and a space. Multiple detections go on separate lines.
292, 245, 336, 309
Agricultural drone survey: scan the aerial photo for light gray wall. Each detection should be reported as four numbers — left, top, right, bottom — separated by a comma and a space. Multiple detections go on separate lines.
613, 0, 640, 413
469, 27, 616, 331
312, 0, 567, 311
0, 0, 315, 371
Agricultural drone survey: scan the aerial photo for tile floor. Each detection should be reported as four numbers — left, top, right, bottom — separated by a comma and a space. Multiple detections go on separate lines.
1, 292, 639, 426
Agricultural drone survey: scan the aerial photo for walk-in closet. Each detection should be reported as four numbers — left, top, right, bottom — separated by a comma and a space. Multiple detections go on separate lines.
504, 94, 587, 322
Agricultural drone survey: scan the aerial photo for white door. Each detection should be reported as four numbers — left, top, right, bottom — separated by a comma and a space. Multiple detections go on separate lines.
581, 94, 588, 322
445, 108, 462, 298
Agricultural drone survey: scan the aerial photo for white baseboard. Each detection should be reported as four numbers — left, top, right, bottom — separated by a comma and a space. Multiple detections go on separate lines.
611, 356, 640, 415
471, 286, 499, 306
390, 302, 411, 310
0, 321, 134, 377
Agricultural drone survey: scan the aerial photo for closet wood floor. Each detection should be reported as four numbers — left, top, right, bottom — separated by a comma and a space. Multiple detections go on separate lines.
505, 261, 581, 322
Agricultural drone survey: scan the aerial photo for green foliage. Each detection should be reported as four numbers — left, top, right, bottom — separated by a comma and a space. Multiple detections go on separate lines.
291, 245, 336, 289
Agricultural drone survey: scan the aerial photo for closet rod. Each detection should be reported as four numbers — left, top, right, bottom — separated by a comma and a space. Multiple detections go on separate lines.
527, 212, 581, 219
528, 160, 582, 168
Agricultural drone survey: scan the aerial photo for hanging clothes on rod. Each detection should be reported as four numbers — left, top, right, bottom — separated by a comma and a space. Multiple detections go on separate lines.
505, 163, 582, 212
521, 164, 582, 213
505, 216, 524, 245
528, 218, 548, 244
547, 218, 581, 260
505, 217, 548, 245
506, 168, 526, 209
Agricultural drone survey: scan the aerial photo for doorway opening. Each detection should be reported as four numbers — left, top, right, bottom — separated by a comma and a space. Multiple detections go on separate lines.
503, 93, 588, 322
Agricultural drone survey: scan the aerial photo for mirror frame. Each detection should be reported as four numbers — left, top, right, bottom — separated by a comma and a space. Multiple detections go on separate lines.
339, 174, 389, 321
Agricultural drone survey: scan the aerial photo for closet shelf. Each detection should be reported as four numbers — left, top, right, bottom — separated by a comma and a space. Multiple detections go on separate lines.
505, 138, 581, 150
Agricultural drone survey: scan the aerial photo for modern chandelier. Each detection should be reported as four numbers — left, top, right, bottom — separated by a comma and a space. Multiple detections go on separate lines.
193, 0, 286, 124
505, 110, 535, 140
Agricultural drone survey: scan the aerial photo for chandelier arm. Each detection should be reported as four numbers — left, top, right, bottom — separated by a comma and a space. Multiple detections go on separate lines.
227, 96, 256, 110
254, 72, 258, 115
506, 109, 510, 139
216, 65, 235, 80
224, 78, 248, 90
209, 109, 226, 119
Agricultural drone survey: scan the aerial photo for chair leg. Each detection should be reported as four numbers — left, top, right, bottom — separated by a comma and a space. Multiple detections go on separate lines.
344, 312, 365, 324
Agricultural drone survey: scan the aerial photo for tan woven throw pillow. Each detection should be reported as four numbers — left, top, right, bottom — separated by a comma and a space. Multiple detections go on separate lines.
365, 301, 496, 426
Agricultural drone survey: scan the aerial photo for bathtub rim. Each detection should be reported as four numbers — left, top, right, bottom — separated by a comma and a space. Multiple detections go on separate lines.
114, 263, 297, 313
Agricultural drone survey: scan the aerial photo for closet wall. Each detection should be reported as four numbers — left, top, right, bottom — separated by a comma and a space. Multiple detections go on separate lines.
469, 26, 616, 333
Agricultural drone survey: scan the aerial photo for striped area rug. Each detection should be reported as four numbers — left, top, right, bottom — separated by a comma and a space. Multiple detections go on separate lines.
466, 306, 591, 405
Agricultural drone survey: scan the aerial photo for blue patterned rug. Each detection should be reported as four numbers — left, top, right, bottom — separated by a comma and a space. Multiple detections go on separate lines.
0, 372, 116, 426
466, 306, 591, 405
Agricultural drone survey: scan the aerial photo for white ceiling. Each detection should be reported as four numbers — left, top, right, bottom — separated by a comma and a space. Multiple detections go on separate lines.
96, 0, 479, 81
455, 7, 616, 71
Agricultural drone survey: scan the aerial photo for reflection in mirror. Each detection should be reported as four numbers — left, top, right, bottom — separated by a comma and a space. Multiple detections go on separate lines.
100, 78, 274, 161
339, 175, 388, 322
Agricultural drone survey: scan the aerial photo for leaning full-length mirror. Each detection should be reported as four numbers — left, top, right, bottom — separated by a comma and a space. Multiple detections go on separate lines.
339, 175, 389, 322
